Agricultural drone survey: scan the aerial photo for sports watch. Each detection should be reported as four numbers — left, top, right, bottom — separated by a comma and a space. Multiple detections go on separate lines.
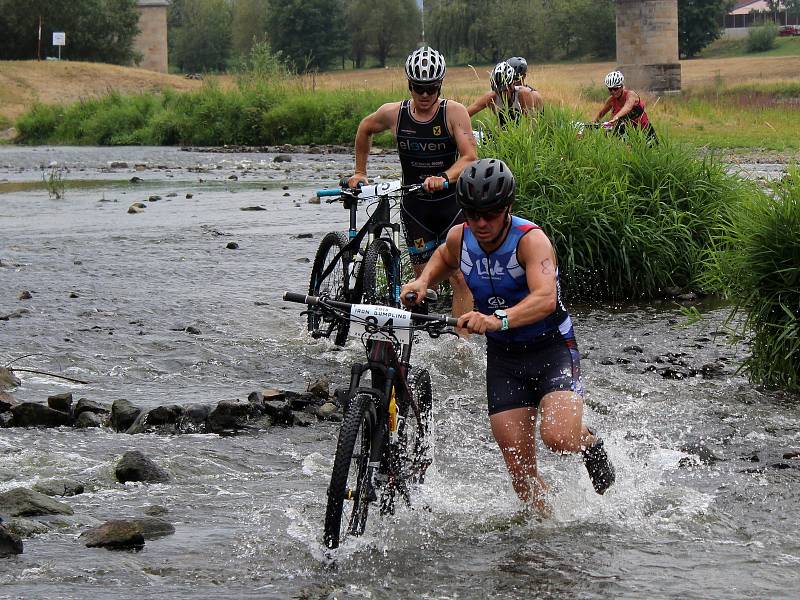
493, 309, 509, 331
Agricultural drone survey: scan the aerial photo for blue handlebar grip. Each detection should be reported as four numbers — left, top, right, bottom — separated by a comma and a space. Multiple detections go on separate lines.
443, 180, 448, 189
316, 189, 343, 198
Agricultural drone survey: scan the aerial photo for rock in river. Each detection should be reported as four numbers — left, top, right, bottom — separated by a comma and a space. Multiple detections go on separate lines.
81, 520, 144, 550
0, 525, 23, 557
0, 487, 74, 517
10, 403, 72, 427
115, 450, 170, 484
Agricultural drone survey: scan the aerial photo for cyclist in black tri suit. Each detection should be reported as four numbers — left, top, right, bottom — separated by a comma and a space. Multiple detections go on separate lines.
401, 159, 615, 512
348, 47, 477, 320
467, 61, 542, 125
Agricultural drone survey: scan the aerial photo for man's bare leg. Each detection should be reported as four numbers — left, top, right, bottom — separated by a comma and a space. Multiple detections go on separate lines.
489, 406, 549, 513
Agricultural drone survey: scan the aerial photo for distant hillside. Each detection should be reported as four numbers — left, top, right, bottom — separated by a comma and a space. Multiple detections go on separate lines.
0, 61, 202, 129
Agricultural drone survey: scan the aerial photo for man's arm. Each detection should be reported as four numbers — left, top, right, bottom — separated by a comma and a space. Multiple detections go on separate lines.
400, 225, 462, 305
608, 91, 639, 123
348, 102, 399, 188
594, 98, 613, 122
442, 101, 478, 183
466, 92, 494, 117
518, 88, 543, 115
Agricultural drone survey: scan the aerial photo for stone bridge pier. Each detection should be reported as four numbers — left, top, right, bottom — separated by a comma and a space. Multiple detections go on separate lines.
615, 0, 681, 94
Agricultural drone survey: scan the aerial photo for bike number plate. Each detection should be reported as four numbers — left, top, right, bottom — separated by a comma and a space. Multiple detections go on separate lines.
350, 304, 412, 345
357, 180, 403, 199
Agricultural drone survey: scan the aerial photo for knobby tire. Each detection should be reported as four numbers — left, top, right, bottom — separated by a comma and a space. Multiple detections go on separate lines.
360, 239, 398, 307
323, 392, 377, 549
308, 231, 351, 346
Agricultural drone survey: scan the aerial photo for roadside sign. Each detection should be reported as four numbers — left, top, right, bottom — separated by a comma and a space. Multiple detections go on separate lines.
52, 32, 65, 60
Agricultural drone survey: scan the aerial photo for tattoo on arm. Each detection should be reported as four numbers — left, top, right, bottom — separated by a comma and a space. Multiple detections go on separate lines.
540, 258, 554, 275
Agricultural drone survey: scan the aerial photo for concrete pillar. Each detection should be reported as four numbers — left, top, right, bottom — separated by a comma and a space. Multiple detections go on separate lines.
134, 1, 169, 73
615, 0, 681, 94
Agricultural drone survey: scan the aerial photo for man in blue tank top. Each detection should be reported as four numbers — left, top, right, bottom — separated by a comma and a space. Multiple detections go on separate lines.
347, 47, 478, 320
401, 158, 615, 511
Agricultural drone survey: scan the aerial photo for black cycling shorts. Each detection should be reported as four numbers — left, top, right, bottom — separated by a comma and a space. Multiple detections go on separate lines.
485, 331, 584, 415
401, 191, 464, 265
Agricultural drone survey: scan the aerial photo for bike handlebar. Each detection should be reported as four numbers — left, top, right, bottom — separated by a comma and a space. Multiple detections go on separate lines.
283, 291, 459, 327
315, 179, 447, 200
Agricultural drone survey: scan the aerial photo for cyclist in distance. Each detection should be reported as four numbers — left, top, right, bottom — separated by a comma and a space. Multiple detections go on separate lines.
467, 61, 542, 125
347, 46, 477, 320
401, 158, 615, 512
594, 70, 657, 143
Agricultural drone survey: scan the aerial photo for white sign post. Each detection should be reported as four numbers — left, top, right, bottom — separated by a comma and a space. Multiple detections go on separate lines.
52, 32, 65, 60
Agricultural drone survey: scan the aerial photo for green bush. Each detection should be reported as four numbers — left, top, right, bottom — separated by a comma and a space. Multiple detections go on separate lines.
747, 24, 778, 53
479, 110, 754, 301
704, 168, 800, 394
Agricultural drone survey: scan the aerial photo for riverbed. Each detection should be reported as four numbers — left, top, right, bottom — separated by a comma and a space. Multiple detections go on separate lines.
1, 147, 798, 599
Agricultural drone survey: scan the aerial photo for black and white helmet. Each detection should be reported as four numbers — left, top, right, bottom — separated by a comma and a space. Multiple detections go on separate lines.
604, 70, 624, 88
456, 159, 516, 213
491, 61, 515, 92
405, 47, 446, 83
507, 56, 528, 79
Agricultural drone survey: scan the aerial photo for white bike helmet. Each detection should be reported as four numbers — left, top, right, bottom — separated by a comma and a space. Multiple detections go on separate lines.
604, 70, 624, 88
491, 61, 515, 92
405, 47, 446, 83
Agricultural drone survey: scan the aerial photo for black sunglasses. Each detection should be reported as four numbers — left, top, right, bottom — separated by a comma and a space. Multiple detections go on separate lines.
463, 206, 507, 221
608, 86, 622, 92
409, 82, 442, 95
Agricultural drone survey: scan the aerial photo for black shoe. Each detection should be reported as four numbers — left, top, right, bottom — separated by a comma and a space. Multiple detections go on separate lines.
582, 432, 615, 495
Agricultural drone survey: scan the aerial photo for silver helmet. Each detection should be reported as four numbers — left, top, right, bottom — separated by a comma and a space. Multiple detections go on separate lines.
604, 70, 625, 88
491, 61, 515, 92
405, 47, 446, 83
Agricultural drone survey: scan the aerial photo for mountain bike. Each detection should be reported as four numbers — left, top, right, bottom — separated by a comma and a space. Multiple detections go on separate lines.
308, 180, 446, 346
283, 290, 457, 550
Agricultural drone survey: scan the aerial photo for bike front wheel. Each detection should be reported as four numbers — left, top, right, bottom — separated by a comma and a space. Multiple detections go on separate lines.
324, 392, 378, 549
308, 231, 351, 346
402, 368, 434, 484
360, 238, 398, 307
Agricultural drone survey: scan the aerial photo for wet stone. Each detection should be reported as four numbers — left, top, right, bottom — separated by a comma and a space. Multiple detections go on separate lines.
18, 290, 32, 300
81, 520, 144, 550
74, 397, 109, 417
47, 392, 73, 413
75, 411, 102, 428
0, 391, 18, 412
115, 451, 170, 484
32, 478, 84, 497
11, 403, 72, 427
143, 505, 168, 517
225, 242, 239, 250
111, 399, 141, 432
5, 517, 50, 538
0, 525, 23, 556
0, 487, 74, 517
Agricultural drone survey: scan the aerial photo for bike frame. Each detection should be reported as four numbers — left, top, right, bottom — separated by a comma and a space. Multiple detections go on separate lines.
317, 186, 416, 306
343, 334, 417, 508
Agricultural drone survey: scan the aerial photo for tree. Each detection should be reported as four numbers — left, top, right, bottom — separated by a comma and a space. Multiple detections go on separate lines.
0, 0, 140, 64
231, 0, 269, 59
366, 0, 421, 67
266, 0, 347, 72
171, 0, 233, 72
345, 0, 371, 68
678, 0, 733, 58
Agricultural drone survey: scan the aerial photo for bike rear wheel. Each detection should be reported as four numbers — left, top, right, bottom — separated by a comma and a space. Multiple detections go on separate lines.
361, 238, 398, 307
324, 392, 378, 549
308, 231, 351, 346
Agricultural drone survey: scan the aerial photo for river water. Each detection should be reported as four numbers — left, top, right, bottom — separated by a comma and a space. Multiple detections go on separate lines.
0, 147, 798, 599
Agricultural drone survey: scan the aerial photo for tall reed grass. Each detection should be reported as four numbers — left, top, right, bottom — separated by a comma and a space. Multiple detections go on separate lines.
702, 168, 800, 394
478, 110, 755, 301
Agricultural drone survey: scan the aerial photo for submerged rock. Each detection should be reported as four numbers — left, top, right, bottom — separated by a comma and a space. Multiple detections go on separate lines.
5, 517, 50, 538
128, 517, 175, 539
0, 525, 23, 556
75, 411, 103, 428
115, 451, 170, 484
10, 402, 72, 427
206, 400, 261, 434
74, 398, 110, 417
81, 520, 144, 550
47, 392, 73, 413
32, 478, 85, 497
111, 399, 141, 432
0, 487, 74, 517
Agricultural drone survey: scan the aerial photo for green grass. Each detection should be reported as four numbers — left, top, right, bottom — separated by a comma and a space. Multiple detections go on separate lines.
656, 82, 800, 150
479, 110, 756, 302
699, 34, 800, 58
15, 80, 398, 147
702, 167, 800, 394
